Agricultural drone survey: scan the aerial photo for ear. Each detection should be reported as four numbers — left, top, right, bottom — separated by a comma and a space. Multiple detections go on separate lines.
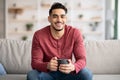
48, 16, 51, 23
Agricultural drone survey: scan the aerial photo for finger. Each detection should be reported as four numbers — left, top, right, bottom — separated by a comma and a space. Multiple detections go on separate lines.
50, 62, 57, 66
50, 61, 58, 67
49, 64, 58, 71
51, 68, 57, 71
59, 69, 70, 74
59, 65, 71, 70
51, 65, 58, 70
51, 59, 57, 62
54, 57, 58, 60
60, 64, 69, 67
51, 57, 58, 64
59, 64, 70, 70
68, 59, 72, 63
52, 57, 58, 60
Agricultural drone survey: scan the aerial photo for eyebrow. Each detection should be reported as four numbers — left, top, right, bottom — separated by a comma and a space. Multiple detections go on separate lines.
52, 14, 66, 17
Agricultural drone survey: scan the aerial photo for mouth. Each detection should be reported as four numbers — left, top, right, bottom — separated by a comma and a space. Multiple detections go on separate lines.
55, 22, 63, 27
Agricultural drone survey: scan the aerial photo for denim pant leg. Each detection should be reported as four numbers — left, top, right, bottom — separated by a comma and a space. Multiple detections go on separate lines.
27, 70, 54, 80
49, 71, 68, 80
0, 63, 6, 75
75, 68, 93, 80
63, 68, 93, 80
27, 70, 39, 80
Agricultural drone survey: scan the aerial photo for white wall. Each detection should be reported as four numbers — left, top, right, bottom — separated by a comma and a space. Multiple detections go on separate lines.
118, 0, 120, 39
6, 0, 106, 40
0, 0, 5, 38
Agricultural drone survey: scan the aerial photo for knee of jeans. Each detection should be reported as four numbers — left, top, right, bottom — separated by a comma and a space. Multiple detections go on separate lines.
27, 70, 39, 80
38, 72, 51, 79
79, 68, 93, 79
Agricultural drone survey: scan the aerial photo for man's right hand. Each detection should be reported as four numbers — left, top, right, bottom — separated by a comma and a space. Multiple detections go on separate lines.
47, 57, 58, 71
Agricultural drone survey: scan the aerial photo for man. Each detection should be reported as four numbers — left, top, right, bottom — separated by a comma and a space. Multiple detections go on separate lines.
27, 2, 92, 80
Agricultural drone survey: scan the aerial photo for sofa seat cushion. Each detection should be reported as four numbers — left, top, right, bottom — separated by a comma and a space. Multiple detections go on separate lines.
0, 74, 26, 80
93, 74, 120, 80
0, 74, 120, 80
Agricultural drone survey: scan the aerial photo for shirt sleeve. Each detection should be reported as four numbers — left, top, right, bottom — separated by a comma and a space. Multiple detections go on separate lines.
31, 32, 48, 72
73, 29, 86, 74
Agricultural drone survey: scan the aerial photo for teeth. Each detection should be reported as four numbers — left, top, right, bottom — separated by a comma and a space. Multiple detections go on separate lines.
56, 23, 62, 27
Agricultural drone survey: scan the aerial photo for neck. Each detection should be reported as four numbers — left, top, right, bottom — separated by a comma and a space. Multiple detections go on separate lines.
50, 26, 65, 39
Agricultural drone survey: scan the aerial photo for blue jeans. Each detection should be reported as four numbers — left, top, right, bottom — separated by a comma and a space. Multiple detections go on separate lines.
27, 68, 92, 80
0, 63, 6, 75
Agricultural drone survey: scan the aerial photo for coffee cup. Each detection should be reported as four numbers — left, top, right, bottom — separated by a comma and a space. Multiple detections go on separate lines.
57, 59, 69, 65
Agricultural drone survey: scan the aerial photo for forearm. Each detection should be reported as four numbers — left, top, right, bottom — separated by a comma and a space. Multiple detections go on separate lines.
74, 57, 86, 73
32, 60, 49, 72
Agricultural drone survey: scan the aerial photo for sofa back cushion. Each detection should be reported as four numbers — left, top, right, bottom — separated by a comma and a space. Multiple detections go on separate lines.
1, 39, 120, 74
0, 39, 32, 74
85, 40, 120, 74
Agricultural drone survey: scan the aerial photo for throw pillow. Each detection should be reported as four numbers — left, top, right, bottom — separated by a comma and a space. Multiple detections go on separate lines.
0, 63, 6, 75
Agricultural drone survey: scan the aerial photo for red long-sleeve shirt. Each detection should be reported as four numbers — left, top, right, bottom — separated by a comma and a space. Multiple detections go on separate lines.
31, 25, 86, 74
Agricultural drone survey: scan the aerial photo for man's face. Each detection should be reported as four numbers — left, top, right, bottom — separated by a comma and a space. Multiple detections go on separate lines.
48, 9, 67, 31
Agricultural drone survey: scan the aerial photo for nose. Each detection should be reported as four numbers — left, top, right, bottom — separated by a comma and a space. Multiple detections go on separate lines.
57, 16, 62, 22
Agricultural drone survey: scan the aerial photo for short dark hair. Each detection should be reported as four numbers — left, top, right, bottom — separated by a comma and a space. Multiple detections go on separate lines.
49, 2, 67, 15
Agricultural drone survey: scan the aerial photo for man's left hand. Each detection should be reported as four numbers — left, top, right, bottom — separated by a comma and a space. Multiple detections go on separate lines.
58, 59, 75, 74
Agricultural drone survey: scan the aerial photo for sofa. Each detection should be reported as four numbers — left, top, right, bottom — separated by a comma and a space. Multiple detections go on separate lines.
0, 39, 120, 80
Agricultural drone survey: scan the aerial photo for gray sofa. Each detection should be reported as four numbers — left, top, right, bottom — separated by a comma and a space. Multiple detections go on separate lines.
0, 39, 120, 80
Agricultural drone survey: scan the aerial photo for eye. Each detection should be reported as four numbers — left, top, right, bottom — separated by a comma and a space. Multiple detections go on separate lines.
61, 15, 66, 19
52, 14, 58, 18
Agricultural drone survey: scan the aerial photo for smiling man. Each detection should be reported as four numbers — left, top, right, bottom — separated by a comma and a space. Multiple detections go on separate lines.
27, 2, 92, 80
